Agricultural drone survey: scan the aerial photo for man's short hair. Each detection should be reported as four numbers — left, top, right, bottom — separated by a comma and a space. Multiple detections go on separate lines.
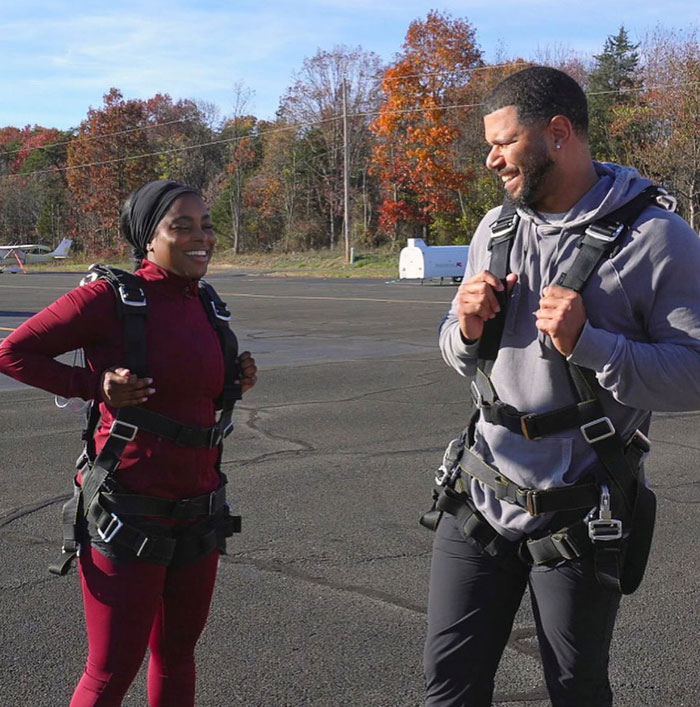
483, 66, 589, 137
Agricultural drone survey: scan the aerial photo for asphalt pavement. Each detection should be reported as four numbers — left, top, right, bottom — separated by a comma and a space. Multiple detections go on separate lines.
0, 270, 698, 706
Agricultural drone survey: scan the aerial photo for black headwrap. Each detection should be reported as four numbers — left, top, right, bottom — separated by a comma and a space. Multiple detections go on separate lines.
120, 180, 198, 268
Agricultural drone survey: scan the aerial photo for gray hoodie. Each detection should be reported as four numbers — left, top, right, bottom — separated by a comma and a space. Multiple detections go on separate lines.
439, 162, 700, 540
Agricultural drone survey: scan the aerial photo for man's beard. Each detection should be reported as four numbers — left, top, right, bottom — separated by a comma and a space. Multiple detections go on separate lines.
508, 146, 555, 210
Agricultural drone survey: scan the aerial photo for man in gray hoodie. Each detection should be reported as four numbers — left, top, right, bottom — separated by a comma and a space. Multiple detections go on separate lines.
424, 66, 700, 706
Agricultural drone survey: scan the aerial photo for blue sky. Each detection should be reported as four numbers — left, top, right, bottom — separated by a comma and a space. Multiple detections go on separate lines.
1, 0, 698, 130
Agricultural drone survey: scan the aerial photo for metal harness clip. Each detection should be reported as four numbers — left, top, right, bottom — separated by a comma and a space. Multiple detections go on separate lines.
109, 419, 139, 442
584, 222, 625, 243
97, 512, 123, 543
580, 417, 615, 444
117, 284, 147, 307
655, 188, 677, 213
210, 300, 231, 322
489, 215, 518, 239
587, 484, 623, 541
435, 464, 450, 486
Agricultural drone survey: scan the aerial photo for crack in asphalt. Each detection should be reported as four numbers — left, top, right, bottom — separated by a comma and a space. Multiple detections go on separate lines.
221, 407, 316, 467
221, 553, 426, 614
0, 495, 70, 529
3, 495, 548, 701
0, 577, 55, 593
247, 373, 445, 412
649, 438, 700, 453
221, 554, 549, 702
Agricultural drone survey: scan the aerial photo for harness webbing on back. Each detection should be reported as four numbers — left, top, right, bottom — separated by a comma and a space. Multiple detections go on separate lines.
431, 187, 669, 594
49, 266, 242, 576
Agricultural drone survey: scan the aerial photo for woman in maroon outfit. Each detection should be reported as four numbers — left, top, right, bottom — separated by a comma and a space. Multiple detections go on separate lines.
0, 181, 257, 706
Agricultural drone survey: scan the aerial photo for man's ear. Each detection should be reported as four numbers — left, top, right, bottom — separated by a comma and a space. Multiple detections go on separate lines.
548, 115, 573, 150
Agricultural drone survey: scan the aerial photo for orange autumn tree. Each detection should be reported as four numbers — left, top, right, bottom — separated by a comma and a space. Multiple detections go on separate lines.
67, 89, 158, 255
370, 11, 483, 247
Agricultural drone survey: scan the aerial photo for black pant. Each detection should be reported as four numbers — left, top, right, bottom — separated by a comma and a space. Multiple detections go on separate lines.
424, 515, 621, 707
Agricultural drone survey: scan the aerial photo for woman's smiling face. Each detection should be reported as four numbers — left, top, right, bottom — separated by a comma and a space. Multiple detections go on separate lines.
147, 193, 215, 280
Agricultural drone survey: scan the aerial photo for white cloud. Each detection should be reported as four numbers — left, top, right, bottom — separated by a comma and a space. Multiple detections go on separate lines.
1, 0, 699, 128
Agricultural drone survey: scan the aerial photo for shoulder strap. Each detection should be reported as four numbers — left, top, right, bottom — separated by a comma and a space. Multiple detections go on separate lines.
198, 280, 242, 441
557, 185, 662, 292
477, 200, 519, 364
81, 264, 149, 378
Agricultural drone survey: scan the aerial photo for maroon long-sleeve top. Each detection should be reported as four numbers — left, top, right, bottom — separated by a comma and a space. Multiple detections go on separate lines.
0, 261, 224, 499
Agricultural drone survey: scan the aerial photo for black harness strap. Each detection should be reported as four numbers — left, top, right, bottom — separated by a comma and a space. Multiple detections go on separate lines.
438, 188, 666, 592
99, 480, 228, 519
198, 280, 242, 444
556, 186, 660, 291
49, 266, 243, 575
476, 200, 519, 364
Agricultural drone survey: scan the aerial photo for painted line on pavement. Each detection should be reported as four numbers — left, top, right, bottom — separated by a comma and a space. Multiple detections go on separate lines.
0, 283, 450, 306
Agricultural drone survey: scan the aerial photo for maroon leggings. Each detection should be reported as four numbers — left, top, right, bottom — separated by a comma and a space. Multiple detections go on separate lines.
69, 545, 219, 707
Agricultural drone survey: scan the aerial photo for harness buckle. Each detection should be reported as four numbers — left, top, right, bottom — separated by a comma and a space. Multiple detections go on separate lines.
584, 222, 625, 243
655, 188, 677, 213
550, 531, 581, 560
80, 269, 100, 286
209, 421, 234, 447
211, 300, 231, 322
109, 419, 139, 442
117, 284, 147, 308
587, 484, 623, 541
208, 490, 220, 515
97, 512, 123, 543
435, 464, 450, 486
489, 214, 518, 239
520, 414, 540, 440
525, 490, 542, 516
470, 380, 487, 408
588, 519, 623, 541
626, 428, 651, 465
580, 417, 615, 444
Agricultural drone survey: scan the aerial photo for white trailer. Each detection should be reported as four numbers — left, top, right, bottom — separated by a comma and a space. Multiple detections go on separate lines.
398, 238, 469, 283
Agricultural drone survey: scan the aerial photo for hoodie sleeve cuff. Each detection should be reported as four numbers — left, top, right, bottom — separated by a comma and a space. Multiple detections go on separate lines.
567, 322, 619, 371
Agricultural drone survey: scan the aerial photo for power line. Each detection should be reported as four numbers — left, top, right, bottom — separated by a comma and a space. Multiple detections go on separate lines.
0, 116, 197, 159
1, 115, 343, 180
3, 62, 692, 165
0, 62, 527, 162
4, 79, 700, 182
376, 60, 531, 83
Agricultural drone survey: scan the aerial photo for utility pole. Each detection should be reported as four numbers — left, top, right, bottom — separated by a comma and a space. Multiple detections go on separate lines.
342, 78, 351, 263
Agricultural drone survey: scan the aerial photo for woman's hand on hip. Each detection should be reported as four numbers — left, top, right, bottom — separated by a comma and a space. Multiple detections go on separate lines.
100, 367, 155, 407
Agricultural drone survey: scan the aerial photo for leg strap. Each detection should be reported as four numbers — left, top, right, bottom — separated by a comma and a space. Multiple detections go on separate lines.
48, 477, 84, 576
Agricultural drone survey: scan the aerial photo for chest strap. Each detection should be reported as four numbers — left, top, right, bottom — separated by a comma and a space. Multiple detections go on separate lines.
111, 406, 233, 449
472, 367, 603, 440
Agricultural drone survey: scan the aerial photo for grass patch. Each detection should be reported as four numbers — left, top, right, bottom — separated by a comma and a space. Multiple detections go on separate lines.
10, 248, 400, 279
214, 248, 399, 278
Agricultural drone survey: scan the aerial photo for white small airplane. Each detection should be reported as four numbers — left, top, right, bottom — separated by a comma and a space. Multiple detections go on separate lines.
0, 238, 73, 266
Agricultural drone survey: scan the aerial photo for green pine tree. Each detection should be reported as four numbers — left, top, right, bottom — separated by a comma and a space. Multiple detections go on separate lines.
588, 26, 641, 161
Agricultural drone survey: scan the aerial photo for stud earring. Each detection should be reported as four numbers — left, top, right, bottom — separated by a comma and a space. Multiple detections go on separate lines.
555, 143, 561, 150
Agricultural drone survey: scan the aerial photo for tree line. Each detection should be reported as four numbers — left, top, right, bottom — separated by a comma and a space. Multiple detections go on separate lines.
1, 13, 699, 259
